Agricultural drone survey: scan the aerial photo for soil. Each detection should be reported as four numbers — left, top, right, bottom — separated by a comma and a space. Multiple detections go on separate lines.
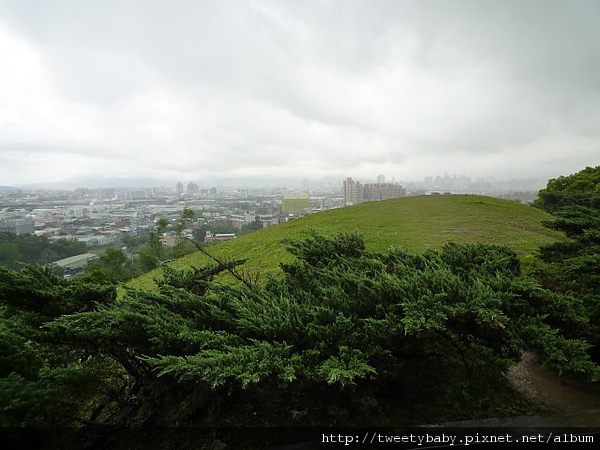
505, 352, 600, 426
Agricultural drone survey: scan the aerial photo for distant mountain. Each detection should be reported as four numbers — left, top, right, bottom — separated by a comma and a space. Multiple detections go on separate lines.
19, 176, 181, 190
128, 194, 563, 291
17, 174, 343, 190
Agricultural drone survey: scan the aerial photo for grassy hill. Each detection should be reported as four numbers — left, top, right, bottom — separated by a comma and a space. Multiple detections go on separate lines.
128, 195, 563, 291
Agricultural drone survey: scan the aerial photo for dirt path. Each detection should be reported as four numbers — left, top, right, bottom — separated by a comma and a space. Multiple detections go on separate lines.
507, 352, 600, 426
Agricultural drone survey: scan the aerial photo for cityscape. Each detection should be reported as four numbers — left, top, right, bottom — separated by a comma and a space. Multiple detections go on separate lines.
1, 174, 544, 254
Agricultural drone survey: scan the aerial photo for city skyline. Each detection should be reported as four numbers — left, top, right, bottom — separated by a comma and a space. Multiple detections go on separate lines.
0, 171, 548, 193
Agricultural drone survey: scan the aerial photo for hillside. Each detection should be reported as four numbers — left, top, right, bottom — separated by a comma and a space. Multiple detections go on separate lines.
128, 195, 563, 290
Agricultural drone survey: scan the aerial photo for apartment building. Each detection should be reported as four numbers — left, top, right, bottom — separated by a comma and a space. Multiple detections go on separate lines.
343, 177, 405, 206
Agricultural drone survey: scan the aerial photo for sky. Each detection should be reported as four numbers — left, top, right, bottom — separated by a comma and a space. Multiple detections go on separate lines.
1, 0, 600, 188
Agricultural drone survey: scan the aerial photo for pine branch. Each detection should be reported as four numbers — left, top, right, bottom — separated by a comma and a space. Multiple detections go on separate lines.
187, 238, 257, 291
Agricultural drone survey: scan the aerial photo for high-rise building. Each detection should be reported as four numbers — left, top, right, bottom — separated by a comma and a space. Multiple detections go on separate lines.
363, 183, 406, 201
343, 178, 364, 206
343, 177, 405, 206
187, 182, 199, 196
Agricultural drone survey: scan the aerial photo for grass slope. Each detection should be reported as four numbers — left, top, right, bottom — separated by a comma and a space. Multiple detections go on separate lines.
128, 195, 563, 291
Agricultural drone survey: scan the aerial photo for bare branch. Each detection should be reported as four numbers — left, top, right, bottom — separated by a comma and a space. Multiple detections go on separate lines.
187, 238, 257, 291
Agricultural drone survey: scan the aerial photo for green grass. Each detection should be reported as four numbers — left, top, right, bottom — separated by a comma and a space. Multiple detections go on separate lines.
127, 195, 563, 291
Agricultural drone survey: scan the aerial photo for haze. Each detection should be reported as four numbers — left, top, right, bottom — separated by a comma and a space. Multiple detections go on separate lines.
1, 0, 599, 187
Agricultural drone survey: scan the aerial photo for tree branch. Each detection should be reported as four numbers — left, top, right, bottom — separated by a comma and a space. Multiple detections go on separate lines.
188, 238, 256, 291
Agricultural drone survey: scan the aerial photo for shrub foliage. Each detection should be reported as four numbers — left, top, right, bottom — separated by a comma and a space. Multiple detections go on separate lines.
534, 165, 600, 362
1, 231, 597, 427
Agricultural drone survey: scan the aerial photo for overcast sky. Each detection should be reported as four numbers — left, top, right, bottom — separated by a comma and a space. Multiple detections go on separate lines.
1, 0, 599, 187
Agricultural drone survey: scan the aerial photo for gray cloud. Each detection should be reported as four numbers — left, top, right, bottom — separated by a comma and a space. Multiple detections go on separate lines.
1, 0, 599, 186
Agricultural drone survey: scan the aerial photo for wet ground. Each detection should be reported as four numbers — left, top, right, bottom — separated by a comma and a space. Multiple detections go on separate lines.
500, 352, 600, 427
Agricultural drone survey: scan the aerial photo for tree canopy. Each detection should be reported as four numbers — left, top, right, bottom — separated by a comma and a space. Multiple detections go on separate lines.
533, 165, 600, 362
2, 231, 596, 434
0, 232, 88, 270
534, 165, 600, 212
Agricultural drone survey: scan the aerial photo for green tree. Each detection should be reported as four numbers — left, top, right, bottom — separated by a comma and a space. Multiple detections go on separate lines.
534, 165, 600, 212
0, 232, 88, 270
239, 221, 262, 235
533, 166, 600, 362
44, 232, 598, 427
148, 218, 169, 262
2, 231, 597, 432
0, 242, 20, 268
174, 207, 195, 247
86, 248, 136, 283
0, 265, 116, 426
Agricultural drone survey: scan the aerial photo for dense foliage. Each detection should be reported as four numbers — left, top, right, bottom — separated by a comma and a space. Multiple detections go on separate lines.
1, 231, 596, 431
534, 165, 600, 362
0, 232, 88, 270
535, 165, 600, 213
0, 265, 116, 426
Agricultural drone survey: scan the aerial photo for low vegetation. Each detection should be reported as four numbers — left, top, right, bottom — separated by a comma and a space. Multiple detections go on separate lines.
128, 195, 562, 291
0, 232, 88, 270
533, 166, 600, 362
1, 168, 599, 449
2, 232, 596, 431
